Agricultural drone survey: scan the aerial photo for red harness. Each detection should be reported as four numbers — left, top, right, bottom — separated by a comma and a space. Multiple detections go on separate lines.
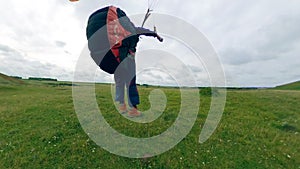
106, 6, 132, 63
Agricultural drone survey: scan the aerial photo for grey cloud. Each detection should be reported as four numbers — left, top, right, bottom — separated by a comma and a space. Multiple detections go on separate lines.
255, 15, 300, 56
218, 4, 300, 67
0, 44, 22, 57
0, 44, 72, 80
222, 48, 254, 65
188, 65, 203, 73
138, 70, 175, 86
0, 44, 14, 53
55, 41, 66, 48
224, 53, 300, 87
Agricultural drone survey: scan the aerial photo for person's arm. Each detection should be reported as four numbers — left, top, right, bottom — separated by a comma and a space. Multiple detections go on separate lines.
135, 27, 163, 42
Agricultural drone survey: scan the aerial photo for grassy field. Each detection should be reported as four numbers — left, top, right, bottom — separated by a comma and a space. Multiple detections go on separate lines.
275, 81, 300, 90
0, 76, 299, 168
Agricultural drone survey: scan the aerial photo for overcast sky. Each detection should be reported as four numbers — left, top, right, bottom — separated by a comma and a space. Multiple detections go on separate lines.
0, 0, 299, 87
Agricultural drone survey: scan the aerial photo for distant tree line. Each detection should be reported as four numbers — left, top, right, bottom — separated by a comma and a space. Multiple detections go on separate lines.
28, 77, 58, 81
9, 76, 58, 82
10, 76, 22, 79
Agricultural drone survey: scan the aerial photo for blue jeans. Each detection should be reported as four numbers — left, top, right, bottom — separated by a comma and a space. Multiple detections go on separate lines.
114, 56, 139, 107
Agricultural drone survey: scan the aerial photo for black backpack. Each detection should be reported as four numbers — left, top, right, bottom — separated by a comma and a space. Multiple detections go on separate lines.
86, 6, 139, 74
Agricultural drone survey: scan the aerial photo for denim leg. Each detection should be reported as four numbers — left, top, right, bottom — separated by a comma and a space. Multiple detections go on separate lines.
114, 71, 125, 104
114, 54, 140, 107
123, 57, 139, 107
126, 76, 140, 107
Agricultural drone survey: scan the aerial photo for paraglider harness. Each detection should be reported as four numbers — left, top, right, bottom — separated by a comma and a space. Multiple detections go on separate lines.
86, 6, 162, 74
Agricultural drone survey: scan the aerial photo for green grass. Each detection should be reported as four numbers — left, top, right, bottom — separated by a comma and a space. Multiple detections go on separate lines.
275, 80, 300, 90
0, 73, 23, 85
0, 80, 299, 168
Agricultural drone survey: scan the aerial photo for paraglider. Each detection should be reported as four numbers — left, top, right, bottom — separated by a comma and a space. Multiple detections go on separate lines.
86, 4, 163, 117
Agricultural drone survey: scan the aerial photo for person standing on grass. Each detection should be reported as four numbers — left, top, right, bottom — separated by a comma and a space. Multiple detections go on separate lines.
86, 6, 163, 117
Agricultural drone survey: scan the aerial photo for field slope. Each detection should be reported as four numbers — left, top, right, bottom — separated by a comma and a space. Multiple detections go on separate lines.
275, 80, 300, 90
0, 73, 23, 85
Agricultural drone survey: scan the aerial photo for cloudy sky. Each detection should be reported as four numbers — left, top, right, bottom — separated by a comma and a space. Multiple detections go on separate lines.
0, 0, 299, 87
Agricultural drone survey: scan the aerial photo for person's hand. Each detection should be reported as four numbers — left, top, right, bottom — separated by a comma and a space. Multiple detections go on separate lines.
156, 34, 163, 42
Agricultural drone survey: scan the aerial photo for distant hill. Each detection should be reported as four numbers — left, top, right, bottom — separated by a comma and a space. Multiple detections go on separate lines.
0, 73, 24, 85
275, 81, 300, 90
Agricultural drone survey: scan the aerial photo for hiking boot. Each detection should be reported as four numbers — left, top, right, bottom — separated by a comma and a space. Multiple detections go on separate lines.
128, 107, 142, 117
118, 104, 127, 114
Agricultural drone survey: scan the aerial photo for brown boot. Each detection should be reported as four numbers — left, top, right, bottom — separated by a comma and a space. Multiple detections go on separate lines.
128, 107, 142, 117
